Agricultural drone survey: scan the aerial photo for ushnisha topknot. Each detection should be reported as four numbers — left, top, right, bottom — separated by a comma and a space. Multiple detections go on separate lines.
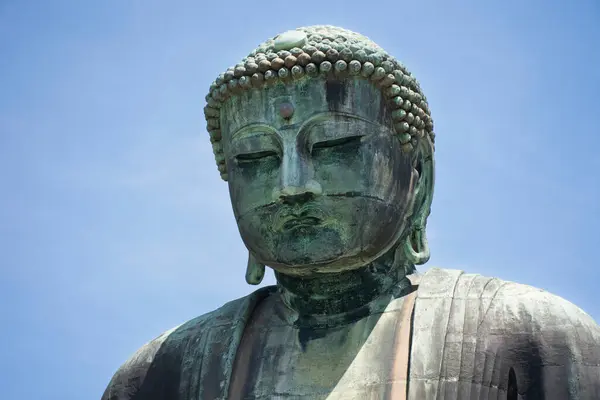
203, 25, 435, 181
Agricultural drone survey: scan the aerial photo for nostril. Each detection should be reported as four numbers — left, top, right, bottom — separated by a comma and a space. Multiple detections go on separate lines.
272, 180, 322, 203
280, 191, 314, 205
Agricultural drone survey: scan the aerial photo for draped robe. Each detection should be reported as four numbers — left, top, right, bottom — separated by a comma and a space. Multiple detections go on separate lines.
101, 268, 600, 399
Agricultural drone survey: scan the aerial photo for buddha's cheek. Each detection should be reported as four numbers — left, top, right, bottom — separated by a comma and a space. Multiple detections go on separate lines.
317, 196, 409, 268
235, 210, 278, 262
227, 160, 280, 219
357, 199, 409, 259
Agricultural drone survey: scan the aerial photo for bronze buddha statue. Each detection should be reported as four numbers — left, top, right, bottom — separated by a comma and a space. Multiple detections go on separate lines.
102, 26, 600, 400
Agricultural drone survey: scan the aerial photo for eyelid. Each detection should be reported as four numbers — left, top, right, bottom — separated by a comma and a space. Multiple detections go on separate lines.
312, 135, 363, 150
229, 130, 281, 157
305, 117, 370, 149
235, 150, 279, 162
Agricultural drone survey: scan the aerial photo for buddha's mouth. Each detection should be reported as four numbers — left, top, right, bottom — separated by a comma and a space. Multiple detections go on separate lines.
273, 204, 326, 232
281, 216, 322, 231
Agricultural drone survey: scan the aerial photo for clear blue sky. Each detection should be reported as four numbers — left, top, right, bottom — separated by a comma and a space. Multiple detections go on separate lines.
1, 1, 598, 398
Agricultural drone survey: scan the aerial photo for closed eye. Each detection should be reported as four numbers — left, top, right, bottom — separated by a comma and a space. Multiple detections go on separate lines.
235, 151, 278, 162
312, 135, 362, 150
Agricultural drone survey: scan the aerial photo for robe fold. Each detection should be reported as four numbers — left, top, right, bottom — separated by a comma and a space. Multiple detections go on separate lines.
102, 269, 600, 400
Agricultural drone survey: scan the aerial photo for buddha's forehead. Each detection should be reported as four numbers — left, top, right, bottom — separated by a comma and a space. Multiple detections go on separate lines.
220, 78, 389, 139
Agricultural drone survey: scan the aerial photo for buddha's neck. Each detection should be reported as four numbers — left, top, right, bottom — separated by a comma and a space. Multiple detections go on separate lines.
274, 249, 413, 327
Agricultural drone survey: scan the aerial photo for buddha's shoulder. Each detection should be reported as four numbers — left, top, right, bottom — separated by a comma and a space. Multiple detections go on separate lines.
101, 287, 275, 400
412, 268, 600, 395
417, 267, 600, 336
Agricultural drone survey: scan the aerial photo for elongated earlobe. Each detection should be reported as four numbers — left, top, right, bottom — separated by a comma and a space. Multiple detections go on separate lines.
403, 226, 430, 265
245, 253, 265, 285
403, 142, 434, 267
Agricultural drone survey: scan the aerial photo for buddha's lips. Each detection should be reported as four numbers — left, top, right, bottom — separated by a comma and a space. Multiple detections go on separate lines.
272, 204, 326, 232
281, 216, 321, 231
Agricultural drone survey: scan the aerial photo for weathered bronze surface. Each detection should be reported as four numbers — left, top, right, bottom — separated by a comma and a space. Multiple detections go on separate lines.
102, 26, 600, 399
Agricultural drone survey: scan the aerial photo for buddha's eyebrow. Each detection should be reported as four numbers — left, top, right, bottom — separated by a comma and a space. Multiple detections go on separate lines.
230, 123, 278, 143
298, 111, 391, 135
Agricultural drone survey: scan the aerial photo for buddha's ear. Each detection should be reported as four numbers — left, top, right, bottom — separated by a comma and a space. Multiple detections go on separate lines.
403, 137, 435, 265
413, 137, 435, 227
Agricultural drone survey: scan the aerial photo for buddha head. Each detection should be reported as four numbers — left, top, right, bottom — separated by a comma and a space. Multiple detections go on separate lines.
203, 26, 435, 283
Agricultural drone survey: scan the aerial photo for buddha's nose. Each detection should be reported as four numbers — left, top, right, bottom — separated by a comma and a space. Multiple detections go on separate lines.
272, 180, 323, 204
273, 144, 322, 203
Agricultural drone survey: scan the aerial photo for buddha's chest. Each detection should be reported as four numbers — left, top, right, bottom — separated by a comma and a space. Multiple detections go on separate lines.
228, 296, 411, 400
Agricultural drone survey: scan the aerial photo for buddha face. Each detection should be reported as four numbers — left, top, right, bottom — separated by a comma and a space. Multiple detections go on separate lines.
221, 78, 418, 276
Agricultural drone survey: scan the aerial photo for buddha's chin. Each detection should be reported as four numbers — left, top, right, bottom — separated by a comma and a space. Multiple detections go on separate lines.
269, 257, 372, 276
249, 228, 394, 276
260, 225, 348, 271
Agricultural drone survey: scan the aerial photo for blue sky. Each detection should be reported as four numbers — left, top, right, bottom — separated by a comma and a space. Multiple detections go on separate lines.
1, 0, 598, 398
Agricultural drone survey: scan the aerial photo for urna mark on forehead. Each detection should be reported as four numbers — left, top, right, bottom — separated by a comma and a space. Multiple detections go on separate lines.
220, 78, 391, 141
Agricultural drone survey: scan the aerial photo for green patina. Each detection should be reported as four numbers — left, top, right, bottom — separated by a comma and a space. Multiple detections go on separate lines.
208, 26, 435, 289
102, 25, 600, 400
